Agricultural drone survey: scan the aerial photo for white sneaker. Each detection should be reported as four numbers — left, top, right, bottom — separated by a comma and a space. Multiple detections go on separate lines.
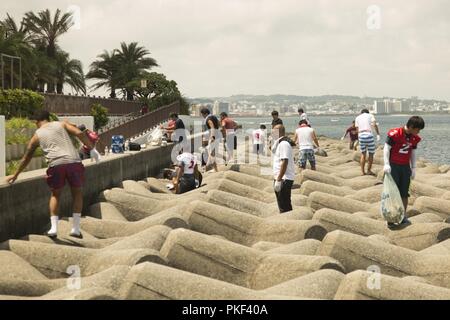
70, 229, 82, 238
47, 230, 57, 238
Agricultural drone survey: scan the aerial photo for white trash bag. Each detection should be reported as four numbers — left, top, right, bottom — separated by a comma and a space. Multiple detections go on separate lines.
380, 173, 405, 224
148, 127, 163, 146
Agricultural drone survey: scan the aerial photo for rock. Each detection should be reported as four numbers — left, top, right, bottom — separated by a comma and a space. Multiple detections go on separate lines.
89, 202, 127, 222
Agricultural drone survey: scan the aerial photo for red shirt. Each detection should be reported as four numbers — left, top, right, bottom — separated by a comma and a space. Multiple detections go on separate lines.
82, 131, 99, 153
221, 117, 236, 130
386, 127, 421, 165
346, 126, 358, 140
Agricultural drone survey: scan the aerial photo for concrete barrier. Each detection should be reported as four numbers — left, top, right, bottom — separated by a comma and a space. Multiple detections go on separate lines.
0, 144, 176, 242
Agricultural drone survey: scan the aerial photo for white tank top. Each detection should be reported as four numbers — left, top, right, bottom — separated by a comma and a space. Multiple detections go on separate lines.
296, 126, 315, 150
35, 122, 81, 167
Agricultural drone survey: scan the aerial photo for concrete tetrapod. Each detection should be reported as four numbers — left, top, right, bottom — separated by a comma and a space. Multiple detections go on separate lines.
0, 266, 130, 297
160, 228, 344, 290
312, 208, 450, 250
334, 270, 450, 300
263, 269, 345, 299
420, 239, 450, 255
299, 180, 355, 197
79, 207, 189, 238
0, 251, 48, 281
89, 202, 128, 221
307, 191, 378, 214
299, 169, 379, 190
118, 262, 300, 300
414, 197, 450, 219
0, 237, 167, 278
316, 230, 450, 288
186, 200, 328, 245
99, 188, 207, 221
205, 189, 313, 218
0, 287, 117, 300
204, 178, 308, 206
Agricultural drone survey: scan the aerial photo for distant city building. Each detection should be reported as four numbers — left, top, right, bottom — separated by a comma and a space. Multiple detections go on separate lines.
213, 101, 229, 115
373, 100, 385, 114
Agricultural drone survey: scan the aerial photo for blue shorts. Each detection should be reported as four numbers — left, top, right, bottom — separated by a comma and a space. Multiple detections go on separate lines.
359, 134, 376, 154
298, 149, 316, 168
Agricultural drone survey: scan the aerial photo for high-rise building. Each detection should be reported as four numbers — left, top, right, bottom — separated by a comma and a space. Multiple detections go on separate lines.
373, 100, 385, 114
213, 101, 229, 115
384, 100, 394, 114
392, 100, 403, 113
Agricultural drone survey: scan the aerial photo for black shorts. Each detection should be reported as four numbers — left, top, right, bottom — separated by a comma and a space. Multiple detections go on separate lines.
390, 163, 411, 198
177, 174, 196, 194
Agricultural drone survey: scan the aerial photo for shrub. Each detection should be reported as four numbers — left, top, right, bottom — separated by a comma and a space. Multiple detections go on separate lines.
90, 103, 109, 130
0, 89, 44, 119
5, 117, 35, 145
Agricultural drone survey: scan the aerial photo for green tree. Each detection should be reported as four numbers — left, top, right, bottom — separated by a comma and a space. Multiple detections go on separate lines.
115, 42, 159, 100
24, 9, 74, 92
86, 50, 120, 98
55, 49, 86, 94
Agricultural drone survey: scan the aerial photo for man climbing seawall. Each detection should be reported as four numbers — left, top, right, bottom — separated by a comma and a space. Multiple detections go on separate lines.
6, 110, 94, 238
383, 116, 425, 226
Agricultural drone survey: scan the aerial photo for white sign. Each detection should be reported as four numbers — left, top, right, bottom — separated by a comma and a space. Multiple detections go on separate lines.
0, 116, 5, 177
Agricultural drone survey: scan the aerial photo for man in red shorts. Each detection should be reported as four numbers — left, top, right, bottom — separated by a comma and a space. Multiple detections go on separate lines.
383, 116, 425, 227
6, 110, 94, 238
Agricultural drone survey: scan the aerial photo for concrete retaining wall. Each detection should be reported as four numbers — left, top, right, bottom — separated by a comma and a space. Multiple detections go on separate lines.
0, 143, 175, 242
44, 94, 141, 116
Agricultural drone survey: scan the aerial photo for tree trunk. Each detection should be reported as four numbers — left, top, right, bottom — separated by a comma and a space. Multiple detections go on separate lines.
56, 82, 63, 94
126, 89, 134, 101
110, 88, 116, 99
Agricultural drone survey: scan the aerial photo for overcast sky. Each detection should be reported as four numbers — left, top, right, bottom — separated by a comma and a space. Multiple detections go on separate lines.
3, 0, 450, 100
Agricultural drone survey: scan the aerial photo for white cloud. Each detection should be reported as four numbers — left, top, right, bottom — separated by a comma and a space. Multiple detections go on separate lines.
2, 0, 450, 100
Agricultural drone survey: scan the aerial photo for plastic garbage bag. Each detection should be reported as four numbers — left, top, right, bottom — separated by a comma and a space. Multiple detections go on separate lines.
380, 173, 405, 224
148, 127, 163, 146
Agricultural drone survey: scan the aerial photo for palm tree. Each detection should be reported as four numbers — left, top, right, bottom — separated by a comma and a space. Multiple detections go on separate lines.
115, 42, 159, 100
55, 50, 86, 94
86, 50, 119, 98
24, 9, 74, 92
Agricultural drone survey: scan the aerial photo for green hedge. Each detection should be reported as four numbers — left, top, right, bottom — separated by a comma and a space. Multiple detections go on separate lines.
91, 103, 109, 130
0, 89, 44, 119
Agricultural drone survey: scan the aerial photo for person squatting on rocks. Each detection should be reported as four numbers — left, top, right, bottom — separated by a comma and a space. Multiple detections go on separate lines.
6, 110, 94, 238
200, 108, 221, 172
341, 120, 358, 150
383, 116, 425, 227
355, 109, 381, 176
271, 124, 296, 213
220, 112, 238, 164
294, 119, 320, 170
173, 143, 201, 194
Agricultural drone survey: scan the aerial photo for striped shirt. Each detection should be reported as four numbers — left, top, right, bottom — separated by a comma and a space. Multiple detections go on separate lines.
35, 122, 81, 167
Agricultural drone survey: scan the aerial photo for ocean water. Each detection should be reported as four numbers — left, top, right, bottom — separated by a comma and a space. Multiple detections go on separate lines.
234, 114, 450, 165
183, 114, 450, 165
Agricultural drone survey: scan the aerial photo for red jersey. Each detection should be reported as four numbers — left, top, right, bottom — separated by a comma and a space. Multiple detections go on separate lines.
386, 127, 421, 165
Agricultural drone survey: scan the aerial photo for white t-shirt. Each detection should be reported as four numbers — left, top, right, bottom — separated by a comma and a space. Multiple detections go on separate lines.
252, 129, 265, 145
300, 113, 311, 126
295, 126, 315, 150
272, 138, 295, 181
355, 113, 376, 135
176, 152, 196, 174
